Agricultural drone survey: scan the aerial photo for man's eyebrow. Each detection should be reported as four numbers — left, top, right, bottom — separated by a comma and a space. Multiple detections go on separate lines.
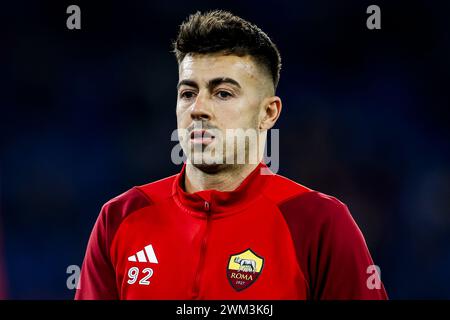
208, 77, 241, 90
177, 77, 242, 91
177, 80, 198, 91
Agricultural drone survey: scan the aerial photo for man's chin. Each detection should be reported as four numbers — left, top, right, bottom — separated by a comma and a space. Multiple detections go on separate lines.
187, 155, 227, 174
191, 162, 225, 174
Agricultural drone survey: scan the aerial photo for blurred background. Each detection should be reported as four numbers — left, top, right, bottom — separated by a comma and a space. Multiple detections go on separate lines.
1, 0, 449, 299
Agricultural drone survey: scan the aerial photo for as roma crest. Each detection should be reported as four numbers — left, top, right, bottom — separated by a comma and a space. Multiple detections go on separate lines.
226, 248, 264, 291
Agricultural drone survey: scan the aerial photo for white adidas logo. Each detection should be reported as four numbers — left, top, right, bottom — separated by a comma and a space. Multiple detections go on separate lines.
128, 244, 158, 264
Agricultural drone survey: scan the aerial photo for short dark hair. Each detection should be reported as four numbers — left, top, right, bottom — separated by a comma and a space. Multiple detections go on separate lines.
173, 10, 282, 90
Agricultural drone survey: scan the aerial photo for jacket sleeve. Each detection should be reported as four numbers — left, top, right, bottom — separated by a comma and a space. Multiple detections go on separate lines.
311, 196, 388, 299
279, 192, 388, 300
75, 204, 119, 300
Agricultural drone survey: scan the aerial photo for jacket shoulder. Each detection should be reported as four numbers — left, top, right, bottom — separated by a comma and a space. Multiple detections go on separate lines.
98, 173, 177, 225
262, 173, 313, 204
277, 190, 351, 225
135, 173, 177, 203
263, 173, 350, 224
98, 186, 153, 232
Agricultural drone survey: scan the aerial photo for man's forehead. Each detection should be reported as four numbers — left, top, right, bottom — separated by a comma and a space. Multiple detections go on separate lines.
178, 53, 260, 82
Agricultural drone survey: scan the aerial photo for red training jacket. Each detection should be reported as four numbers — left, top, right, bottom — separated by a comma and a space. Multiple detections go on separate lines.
75, 162, 388, 300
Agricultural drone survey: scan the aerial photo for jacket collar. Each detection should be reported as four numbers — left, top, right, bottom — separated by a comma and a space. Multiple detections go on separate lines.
172, 162, 273, 217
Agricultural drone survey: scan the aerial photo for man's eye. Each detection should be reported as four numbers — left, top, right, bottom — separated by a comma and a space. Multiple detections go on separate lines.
180, 91, 196, 99
216, 91, 232, 99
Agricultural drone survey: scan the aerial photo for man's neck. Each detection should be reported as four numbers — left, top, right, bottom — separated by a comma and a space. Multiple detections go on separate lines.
184, 163, 260, 193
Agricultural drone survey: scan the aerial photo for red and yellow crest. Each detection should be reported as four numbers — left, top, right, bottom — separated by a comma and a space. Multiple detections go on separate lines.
226, 248, 264, 291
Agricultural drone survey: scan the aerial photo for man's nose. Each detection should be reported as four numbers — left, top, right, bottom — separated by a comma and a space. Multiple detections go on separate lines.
190, 93, 212, 121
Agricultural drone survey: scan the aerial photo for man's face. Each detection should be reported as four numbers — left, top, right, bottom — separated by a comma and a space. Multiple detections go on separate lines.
176, 53, 272, 172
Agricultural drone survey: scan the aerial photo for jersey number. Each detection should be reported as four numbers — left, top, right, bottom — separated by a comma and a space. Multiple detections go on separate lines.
127, 267, 154, 285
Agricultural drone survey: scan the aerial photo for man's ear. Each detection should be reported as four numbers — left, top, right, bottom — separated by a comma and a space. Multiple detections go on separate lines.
259, 96, 282, 131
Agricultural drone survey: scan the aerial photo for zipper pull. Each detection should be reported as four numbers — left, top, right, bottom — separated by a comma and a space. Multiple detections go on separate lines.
204, 201, 210, 212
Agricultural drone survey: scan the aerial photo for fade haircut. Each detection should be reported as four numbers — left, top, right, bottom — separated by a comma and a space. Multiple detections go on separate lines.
173, 10, 282, 90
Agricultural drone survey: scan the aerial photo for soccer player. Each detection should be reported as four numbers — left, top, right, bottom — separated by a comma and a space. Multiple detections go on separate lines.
75, 10, 388, 300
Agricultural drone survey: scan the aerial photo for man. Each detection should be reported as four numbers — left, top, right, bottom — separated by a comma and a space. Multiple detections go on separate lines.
75, 10, 388, 300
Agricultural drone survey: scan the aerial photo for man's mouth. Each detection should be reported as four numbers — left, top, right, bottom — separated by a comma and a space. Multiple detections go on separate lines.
190, 129, 215, 145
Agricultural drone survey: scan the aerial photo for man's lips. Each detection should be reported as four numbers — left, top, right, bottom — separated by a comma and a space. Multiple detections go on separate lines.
190, 129, 215, 144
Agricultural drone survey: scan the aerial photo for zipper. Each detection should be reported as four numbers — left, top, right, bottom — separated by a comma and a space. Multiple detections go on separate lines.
192, 201, 211, 298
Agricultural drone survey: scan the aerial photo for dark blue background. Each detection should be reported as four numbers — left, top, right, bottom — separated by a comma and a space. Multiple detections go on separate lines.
2, 0, 449, 299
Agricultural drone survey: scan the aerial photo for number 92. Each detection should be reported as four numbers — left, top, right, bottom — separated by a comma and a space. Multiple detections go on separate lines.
127, 267, 154, 286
